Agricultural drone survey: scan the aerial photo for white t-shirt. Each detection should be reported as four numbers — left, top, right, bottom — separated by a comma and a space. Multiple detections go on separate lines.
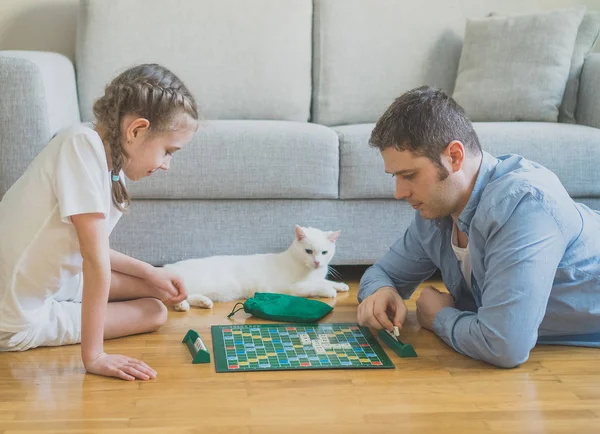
0, 124, 123, 333
451, 222, 472, 290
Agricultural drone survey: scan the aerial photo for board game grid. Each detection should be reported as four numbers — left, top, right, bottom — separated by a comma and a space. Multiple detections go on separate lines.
211, 323, 395, 372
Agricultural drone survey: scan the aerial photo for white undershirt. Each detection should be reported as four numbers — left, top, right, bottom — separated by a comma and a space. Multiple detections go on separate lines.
451, 222, 472, 290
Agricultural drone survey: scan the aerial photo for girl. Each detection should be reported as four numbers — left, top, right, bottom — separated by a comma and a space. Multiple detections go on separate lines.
0, 63, 200, 381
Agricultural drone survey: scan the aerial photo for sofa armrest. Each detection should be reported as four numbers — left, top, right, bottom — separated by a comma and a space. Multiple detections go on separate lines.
0, 51, 80, 197
577, 53, 600, 129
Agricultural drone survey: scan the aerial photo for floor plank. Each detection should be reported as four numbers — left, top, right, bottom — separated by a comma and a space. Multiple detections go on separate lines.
1, 273, 600, 433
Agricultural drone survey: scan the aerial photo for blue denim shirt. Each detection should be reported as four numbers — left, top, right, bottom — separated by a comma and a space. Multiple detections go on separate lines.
359, 151, 600, 368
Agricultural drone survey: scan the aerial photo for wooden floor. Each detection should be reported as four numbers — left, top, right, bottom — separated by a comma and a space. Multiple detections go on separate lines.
2, 271, 600, 434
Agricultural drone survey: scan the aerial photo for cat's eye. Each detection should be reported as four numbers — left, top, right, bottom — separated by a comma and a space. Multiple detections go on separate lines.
305, 249, 313, 254
322, 251, 328, 255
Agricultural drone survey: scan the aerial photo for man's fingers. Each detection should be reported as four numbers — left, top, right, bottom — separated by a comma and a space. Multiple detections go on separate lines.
393, 302, 406, 328
357, 301, 370, 327
358, 301, 382, 331
373, 299, 394, 331
415, 304, 425, 328
363, 316, 384, 334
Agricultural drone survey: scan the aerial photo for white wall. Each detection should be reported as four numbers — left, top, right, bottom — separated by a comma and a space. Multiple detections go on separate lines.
0, 0, 78, 59
538, 0, 600, 10
0, 0, 599, 60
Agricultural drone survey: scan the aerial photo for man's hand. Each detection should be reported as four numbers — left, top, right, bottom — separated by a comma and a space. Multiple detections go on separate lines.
415, 286, 455, 330
357, 286, 407, 332
144, 267, 188, 306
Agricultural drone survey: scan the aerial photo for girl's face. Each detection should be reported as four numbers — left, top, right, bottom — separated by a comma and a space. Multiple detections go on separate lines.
121, 114, 198, 181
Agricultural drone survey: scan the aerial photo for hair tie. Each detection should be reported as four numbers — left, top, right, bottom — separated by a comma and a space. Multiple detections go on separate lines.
111, 173, 120, 182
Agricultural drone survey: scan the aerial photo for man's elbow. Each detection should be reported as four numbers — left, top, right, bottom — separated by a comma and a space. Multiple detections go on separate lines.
483, 344, 531, 369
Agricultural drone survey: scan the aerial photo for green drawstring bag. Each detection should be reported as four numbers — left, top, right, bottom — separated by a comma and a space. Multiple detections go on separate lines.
227, 292, 333, 323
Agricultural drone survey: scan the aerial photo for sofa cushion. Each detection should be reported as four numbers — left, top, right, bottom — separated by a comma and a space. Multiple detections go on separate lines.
311, 0, 539, 126
560, 12, 600, 123
336, 123, 600, 199
452, 8, 585, 122
127, 121, 339, 200
76, 0, 312, 122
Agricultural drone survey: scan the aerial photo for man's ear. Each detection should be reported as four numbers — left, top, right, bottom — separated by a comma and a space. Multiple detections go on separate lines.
445, 140, 466, 172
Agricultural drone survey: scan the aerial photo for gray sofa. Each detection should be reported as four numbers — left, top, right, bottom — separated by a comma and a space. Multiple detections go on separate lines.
1, 0, 599, 266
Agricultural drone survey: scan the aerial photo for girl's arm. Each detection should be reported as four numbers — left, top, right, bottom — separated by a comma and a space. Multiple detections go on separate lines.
72, 213, 155, 380
109, 250, 187, 305
71, 213, 111, 363
109, 249, 153, 279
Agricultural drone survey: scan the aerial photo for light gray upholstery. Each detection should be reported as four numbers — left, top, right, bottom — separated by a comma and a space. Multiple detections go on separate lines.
110, 199, 415, 266
127, 121, 339, 200
579, 198, 600, 210
311, 0, 539, 126
336, 122, 600, 199
577, 53, 600, 129
453, 8, 585, 122
76, 0, 313, 122
0, 51, 80, 197
560, 12, 600, 123
1, 1, 599, 266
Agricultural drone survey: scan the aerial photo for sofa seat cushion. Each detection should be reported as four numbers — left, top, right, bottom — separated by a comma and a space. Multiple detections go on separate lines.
127, 120, 339, 200
337, 122, 600, 199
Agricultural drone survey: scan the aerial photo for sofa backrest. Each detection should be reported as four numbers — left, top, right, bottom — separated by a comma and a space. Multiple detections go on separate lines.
76, 0, 313, 122
311, 0, 539, 126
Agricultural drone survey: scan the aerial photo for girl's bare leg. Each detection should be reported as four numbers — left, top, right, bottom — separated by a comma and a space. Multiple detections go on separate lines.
104, 298, 167, 340
101, 271, 167, 340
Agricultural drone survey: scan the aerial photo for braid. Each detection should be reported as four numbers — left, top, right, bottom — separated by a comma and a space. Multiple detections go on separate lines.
92, 64, 200, 212
93, 83, 131, 212
107, 87, 129, 211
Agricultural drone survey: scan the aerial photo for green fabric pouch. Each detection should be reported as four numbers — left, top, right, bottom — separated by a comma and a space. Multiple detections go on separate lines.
227, 292, 333, 323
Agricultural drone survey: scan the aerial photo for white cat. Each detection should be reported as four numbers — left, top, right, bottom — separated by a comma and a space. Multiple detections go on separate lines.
164, 225, 350, 311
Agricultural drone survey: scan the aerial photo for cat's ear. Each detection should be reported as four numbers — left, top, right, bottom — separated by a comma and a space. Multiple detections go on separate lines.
295, 225, 306, 241
328, 230, 341, 242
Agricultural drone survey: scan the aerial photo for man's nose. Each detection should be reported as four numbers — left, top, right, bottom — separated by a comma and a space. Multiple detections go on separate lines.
394, 178, 410, 200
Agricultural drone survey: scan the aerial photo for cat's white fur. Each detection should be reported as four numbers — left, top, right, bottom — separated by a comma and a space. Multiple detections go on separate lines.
164, 225, 349, 311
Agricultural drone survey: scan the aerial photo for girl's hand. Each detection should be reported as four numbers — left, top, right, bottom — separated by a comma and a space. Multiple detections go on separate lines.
84, 352, 157, 381
145, 267, 188, 305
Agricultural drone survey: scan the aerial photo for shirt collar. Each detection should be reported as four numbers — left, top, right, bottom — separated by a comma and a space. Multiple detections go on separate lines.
456, 151, 499, 233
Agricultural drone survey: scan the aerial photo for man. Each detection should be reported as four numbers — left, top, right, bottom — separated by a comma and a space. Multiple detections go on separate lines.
358, 86, 600, 368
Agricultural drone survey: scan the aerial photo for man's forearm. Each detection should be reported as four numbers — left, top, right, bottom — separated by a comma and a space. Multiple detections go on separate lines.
109, 249, 153, 279
358, 264, 398, 302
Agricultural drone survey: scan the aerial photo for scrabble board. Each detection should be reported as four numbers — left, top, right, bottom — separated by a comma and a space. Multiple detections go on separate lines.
211, 323, 394, 372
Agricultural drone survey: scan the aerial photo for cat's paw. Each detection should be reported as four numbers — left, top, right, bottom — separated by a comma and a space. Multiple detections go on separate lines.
317, 287, 338, 298
188, 295, 214, 309
332, 282, 350, 292
173, 300, 190, 312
